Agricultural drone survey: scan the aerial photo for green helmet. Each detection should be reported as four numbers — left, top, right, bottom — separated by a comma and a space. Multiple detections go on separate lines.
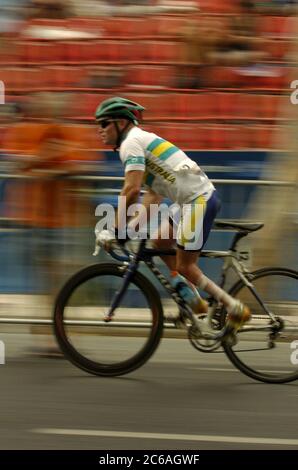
95, 96, 145, 125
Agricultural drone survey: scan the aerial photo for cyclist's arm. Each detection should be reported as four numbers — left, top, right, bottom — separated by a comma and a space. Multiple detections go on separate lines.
128, 188, 163, 232
116, 169, 144, 230
117, 138, 147, 231
141, 188, 163, 216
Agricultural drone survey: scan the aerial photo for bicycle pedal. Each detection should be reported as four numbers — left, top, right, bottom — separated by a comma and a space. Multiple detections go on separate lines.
224, 330, 237, 347
103, 315, 113, 323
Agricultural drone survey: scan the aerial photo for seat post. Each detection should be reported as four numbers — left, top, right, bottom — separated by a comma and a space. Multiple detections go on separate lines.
230, 231, 248, 252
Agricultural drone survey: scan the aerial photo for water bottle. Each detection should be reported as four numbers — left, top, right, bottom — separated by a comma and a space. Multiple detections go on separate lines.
170, 271, 207, 313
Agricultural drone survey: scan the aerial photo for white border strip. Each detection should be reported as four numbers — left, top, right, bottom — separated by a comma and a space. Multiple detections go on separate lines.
0, 81, 4, 104
32, 428, 298, 446
0, 340, 5, 364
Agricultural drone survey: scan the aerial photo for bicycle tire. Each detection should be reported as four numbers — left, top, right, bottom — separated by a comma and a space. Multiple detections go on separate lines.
53, 263, 164, 377
221, 267, 298, 383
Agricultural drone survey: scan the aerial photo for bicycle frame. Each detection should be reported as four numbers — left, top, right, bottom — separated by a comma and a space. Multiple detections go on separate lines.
105, 240, 192, 323
54, 220, 297, 381
104, 234, 280, 338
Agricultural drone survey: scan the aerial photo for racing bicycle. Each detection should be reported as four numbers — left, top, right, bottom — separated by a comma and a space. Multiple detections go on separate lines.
53, 220, 298, 383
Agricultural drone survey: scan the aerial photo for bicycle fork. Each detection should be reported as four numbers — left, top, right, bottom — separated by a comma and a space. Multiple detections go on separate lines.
104, 259, 138, 322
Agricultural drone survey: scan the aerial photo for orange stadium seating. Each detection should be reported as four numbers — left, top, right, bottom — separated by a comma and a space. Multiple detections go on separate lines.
1, 6, 293, 151
124, 65, 174, 88
65, 90, 287, 124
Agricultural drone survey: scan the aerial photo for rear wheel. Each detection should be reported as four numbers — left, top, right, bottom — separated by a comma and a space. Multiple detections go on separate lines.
221, 268, 298, 383
54, 263, 164, 376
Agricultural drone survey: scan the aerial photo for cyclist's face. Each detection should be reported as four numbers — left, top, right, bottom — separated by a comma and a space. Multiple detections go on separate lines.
98, 119, 130, 146
98, 120, 118, 145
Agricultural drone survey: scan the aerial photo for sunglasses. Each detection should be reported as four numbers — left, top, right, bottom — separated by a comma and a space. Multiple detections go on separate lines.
98, 120, 113, 129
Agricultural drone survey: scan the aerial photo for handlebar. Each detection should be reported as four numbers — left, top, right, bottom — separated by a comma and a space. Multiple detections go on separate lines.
94, 236, 176, 263
94, 238, 146, 263
109, 245, 131, 263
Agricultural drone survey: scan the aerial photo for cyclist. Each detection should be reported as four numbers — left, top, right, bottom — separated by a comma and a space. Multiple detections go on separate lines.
95, 96, 250, 330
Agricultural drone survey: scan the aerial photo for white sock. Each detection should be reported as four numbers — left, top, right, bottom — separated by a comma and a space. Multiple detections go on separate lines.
197, 274, 237, 313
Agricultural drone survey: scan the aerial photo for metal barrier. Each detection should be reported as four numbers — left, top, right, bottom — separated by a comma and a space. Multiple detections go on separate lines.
0, 173, 294, 186
0, 174, 296, 327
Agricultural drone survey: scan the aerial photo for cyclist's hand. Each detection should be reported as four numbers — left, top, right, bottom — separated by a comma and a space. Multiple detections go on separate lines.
95, 229, 118, 253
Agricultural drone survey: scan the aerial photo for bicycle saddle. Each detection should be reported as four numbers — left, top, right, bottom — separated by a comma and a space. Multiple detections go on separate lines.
214, 220, 264, 232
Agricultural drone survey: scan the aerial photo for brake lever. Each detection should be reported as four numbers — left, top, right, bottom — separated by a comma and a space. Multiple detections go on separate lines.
93, 239, 131, 263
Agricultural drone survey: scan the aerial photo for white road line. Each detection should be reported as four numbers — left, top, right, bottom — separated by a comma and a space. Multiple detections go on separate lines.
188, 367, 293, 374
32, 429, 298, 446
187, 367, 239, 372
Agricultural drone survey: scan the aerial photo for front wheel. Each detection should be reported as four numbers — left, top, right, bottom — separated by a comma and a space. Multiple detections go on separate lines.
54, 263, 164, 376
221, 268, 298, 383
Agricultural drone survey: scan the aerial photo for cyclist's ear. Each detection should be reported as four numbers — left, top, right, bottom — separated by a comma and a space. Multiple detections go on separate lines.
116, 119, 127, 129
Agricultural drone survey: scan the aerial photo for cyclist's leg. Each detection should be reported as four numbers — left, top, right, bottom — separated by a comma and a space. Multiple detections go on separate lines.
152, 218, 177, 271
176, 249, 238, 311
175, 192, 250, 326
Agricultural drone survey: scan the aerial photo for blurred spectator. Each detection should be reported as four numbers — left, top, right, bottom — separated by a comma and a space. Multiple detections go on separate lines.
70, 0, 196, 17
0, 0, 26, 34
0, 103, 24, 202
2, 92, 95, 354
81, 66, 123, 89
169, 4, 272, 87
0, 103, 23, 164
174, 16, 224, 88
0, 103, 23, 125
211, 1, 269, 66
0, 0, 26, 59
26, 0, 73, 19
255, 0, 297, 14
69, 0, 107, 17
3, 94, 92, 292
111, 0, 151, 4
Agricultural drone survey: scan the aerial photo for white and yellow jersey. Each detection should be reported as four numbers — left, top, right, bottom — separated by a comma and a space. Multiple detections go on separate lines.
119, 127, 214, 204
